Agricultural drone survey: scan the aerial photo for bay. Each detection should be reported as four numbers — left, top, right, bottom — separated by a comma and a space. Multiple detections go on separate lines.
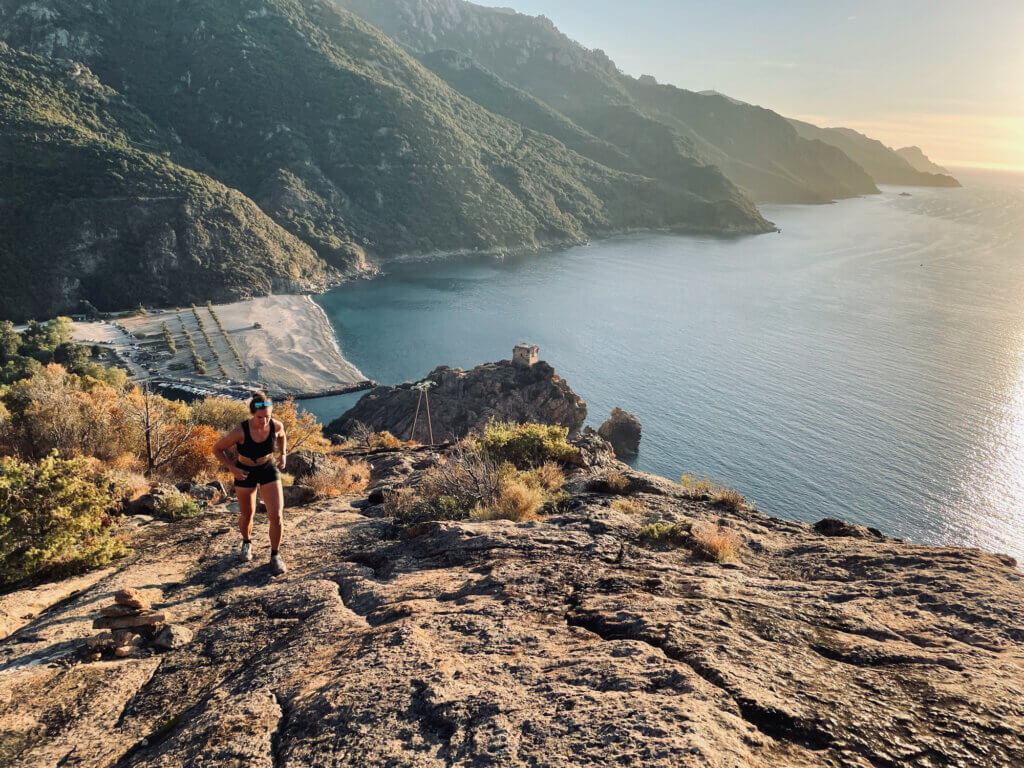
309, 169, 1024, 564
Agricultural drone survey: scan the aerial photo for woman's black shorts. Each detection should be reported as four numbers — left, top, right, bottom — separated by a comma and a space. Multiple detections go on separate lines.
235, 462, 281, 488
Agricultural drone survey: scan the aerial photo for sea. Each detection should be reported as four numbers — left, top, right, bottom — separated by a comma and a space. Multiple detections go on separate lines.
306, 169, 1024, 564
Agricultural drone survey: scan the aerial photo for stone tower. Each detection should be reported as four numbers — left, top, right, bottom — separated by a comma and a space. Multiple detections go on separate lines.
513, 343, 539, 367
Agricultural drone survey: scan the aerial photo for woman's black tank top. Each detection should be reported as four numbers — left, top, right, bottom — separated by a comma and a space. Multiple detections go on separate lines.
238, 419, 275, 460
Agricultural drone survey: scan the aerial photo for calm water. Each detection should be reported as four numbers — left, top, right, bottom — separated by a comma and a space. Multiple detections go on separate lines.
308, 169, 1024, 563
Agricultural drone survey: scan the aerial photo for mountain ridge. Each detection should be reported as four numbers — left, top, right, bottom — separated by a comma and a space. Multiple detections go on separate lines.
789, 119, 960, 187
334, 0, 883, 203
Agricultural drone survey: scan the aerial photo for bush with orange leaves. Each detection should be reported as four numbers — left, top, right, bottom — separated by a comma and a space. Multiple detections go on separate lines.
273, 398, 332, 454
155, 424, 221, 481
1, 364, 128, 460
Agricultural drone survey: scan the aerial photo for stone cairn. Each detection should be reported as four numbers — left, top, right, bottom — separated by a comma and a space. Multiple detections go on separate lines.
85, 588, 191, 660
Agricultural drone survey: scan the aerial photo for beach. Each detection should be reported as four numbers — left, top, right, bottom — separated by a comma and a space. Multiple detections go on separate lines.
70, 295, 367, 398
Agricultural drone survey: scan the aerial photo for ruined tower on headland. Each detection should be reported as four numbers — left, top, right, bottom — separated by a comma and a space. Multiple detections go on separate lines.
513, 343, 539, 367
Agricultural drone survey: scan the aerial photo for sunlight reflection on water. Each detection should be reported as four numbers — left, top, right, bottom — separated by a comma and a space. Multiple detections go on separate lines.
309, 169, 1024, 565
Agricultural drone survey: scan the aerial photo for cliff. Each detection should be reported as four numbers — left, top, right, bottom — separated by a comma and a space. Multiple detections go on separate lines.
2, 437, 1022, 766
328, 358, 588, 440
789, 120, 961, 187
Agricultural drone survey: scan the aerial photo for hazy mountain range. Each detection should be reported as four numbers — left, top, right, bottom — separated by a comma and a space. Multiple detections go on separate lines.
0, 0, 957, 319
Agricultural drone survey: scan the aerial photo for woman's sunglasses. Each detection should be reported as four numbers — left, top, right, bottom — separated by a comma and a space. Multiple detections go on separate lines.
252, 401, 273, 409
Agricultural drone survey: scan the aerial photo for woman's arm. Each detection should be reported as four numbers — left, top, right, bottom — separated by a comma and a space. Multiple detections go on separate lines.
212, 428, 247, 479
275, 419, 287, 470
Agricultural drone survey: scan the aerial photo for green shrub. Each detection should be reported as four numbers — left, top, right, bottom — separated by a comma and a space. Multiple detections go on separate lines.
382, 485, 474, 525
0, 453, 128, 587
154, 489, 202, 520
475, 421, 577, 469
638, 521, 691, 546
191, 396, 249, 431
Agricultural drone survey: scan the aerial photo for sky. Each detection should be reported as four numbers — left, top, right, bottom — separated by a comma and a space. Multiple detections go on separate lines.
474, 0, 1024, 171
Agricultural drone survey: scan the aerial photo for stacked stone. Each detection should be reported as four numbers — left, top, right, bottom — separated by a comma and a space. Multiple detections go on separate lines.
86, 588, 165, 660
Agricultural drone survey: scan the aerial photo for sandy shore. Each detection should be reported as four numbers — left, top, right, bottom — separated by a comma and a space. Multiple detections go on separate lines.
71, 295, 366, 397
215, 295, 365, 394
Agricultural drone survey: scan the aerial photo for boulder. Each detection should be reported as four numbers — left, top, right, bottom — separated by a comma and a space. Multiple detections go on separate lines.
100, 604, 144, 618
206, 480, 227, 497
188, 485, 221, 503
814, 518, 884, 539
597, 407, 642, 457
125, 493, 158, 516
153, 624, 193, 650
283, 485, 316, 506
567, 428, 616, 469
285, 451, 323, 480
175, 481, 194, 492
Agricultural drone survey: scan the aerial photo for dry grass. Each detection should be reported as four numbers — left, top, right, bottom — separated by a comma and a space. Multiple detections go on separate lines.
103, 467, 150, 504
680, 473, 746, 511
382, 485, 422, 517
709, 488, 746, 512
472, 479, 545, 522
524, 461, 565, 492
610, 498, 645, 515
691, 523, 742, 562
305, 457, 370, 498
679, 473, 718, 495
603, 470, 632, 494
108, 452, 147, 473
368, 431, 403, 450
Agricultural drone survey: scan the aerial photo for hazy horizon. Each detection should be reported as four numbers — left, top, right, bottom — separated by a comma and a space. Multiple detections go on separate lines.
474, 0, 1024, 172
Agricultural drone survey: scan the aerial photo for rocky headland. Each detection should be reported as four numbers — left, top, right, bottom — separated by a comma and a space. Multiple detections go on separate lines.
1, 427, 1022, 767
328, 357, 588, 442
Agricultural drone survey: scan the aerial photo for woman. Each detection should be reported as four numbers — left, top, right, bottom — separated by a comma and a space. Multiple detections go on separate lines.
212, 391, 288, 575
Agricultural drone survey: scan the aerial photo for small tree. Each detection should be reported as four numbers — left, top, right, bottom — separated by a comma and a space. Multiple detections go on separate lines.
161, 322, 177, 354
121, 385, 198, 476
274, 398, 331, 453
0, 320, 19, 363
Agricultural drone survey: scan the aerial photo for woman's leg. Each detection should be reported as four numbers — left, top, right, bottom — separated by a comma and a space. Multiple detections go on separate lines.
237, 485, 257, 540
259, 480, 285, 553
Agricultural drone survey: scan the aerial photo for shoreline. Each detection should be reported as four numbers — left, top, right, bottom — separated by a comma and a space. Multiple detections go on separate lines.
69, 296, 373, 401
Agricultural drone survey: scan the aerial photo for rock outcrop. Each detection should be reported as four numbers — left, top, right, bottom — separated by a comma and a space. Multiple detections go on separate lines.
328, 358, 587, 441
1, 441, 1022, 767
598, 406, 642, 457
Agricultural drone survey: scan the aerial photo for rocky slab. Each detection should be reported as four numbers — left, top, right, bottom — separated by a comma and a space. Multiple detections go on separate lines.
1, 444, 1022, 767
